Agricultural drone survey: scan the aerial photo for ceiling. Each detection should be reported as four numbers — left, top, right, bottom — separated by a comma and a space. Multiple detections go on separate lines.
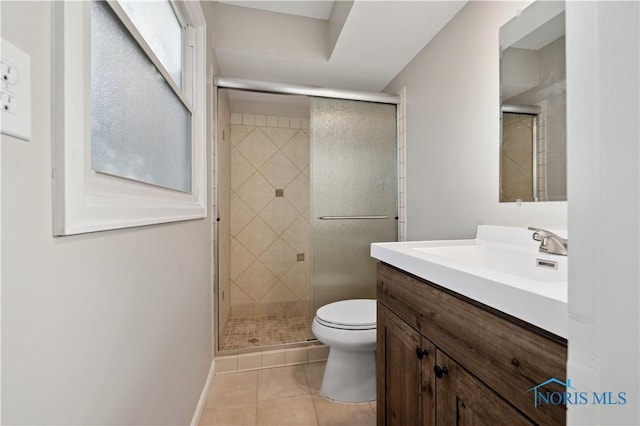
218, 1, 335, 20
206, 1, 467, 102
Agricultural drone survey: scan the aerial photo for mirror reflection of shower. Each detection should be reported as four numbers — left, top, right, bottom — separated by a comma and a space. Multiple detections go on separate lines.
500, 104, 545, 202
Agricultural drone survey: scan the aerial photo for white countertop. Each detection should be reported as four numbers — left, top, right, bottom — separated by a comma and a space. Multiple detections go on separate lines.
371, 225, 568, 338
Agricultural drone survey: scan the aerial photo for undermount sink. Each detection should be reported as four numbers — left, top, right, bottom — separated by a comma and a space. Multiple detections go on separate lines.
370, 225, 568, 337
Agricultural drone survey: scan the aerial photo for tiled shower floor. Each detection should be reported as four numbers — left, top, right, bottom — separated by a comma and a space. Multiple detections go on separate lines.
220, 315, 314, 351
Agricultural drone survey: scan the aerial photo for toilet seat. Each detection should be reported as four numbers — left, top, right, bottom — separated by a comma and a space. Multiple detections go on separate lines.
315, 299, 376, 330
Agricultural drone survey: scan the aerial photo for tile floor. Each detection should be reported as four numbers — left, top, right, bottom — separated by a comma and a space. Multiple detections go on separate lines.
199, 362, 376, 425
220, 315, 313, 351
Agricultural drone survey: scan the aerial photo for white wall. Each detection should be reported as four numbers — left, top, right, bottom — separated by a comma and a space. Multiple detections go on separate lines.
1, 2, 212, 424
567, 2, 640, 424
212, 2, 327, 62
385, 1, 567, 241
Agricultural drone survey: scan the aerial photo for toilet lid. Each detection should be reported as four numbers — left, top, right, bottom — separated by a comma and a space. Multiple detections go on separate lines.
315, 299, 376, 330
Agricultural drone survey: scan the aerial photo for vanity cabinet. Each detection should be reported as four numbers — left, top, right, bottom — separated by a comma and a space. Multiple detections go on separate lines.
377, 263, 567, 426
378, 305, 435, 424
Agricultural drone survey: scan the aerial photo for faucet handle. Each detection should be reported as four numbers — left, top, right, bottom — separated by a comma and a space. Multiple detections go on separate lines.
528, 227, 544, 242
531, 231, 545, 243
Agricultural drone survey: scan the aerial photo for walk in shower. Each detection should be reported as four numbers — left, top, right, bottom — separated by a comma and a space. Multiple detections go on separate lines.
215, 82, 397, 354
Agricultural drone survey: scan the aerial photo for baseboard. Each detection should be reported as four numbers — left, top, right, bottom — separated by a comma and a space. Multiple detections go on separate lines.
190, 358, 215, 426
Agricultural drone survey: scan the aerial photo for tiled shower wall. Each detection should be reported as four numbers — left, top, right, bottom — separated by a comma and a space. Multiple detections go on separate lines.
500, 113, 535, 202
500, 112, 548, 203
229, 113, 311, 318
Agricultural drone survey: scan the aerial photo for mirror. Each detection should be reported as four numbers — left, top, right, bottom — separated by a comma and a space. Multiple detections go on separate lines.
499, 1, 566, 202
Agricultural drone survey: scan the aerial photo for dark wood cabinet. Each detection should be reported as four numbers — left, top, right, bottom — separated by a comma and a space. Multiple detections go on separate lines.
377, 263, 567, 426
436, 351, 533, 426
377, 305, 435, 425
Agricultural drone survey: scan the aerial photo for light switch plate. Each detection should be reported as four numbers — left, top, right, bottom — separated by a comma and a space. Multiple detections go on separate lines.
1, 38, 31, 141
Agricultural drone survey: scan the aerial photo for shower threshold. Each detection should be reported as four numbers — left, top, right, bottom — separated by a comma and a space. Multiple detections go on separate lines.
219, 314, 314, 352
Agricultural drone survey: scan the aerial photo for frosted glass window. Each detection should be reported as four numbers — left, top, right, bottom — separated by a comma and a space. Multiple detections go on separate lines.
119, 0, 183, 88
91, 1, 192, 193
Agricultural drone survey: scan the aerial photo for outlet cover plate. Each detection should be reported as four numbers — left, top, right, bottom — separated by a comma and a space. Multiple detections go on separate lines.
1, 38, 31, 141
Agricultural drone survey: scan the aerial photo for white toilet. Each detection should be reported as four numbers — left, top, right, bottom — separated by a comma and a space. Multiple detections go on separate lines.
311, 299, 377, 403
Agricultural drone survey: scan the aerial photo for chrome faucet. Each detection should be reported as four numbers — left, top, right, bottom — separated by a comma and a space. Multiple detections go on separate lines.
528, 227, 568, 256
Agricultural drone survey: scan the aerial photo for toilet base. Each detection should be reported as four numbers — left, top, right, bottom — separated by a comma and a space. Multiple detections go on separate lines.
320, 347, 376, 403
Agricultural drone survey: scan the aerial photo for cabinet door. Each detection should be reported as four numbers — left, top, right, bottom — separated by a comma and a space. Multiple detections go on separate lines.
377, 305, 435, 426
436, 351, 534, 426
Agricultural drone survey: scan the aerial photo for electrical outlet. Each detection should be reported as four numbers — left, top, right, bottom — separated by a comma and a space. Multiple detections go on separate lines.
0, 91, 18, 114
1, 38, 31, 141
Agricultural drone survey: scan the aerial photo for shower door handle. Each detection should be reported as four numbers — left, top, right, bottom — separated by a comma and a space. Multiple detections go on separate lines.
318, 215, 390, 220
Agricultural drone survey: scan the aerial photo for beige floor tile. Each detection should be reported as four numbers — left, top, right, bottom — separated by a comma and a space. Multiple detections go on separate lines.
199, 405, 257, 426
258, 365, 310, 401
204, 364, 377, 426
303, 361, 326, 394
257, 394, 318, 425
206, 370, 258, 408
369, 401, 377, 414
311, 394, 375, 426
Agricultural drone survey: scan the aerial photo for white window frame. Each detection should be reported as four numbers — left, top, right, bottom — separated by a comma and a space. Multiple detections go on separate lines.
52, 1, 207, 236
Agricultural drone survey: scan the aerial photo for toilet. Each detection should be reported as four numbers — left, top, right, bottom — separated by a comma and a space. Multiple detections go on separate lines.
311, 299, 377, 403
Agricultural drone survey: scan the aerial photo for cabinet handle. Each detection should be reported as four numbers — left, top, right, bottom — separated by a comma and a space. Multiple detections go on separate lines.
434, 365, 448, 379
416, 348, 430, 359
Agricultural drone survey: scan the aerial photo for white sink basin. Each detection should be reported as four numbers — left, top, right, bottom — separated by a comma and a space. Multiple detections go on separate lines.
414, 243, 566, 283
371, 225, 568, 337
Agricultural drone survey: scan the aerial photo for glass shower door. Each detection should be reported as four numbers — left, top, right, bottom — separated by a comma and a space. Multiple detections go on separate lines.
311, 98, 397, 312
